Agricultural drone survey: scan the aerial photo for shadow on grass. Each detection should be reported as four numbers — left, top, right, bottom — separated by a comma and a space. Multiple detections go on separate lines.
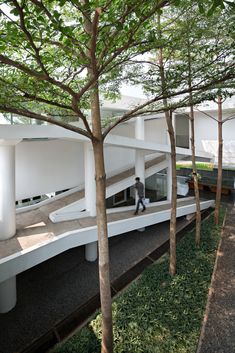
53, 325, 101, 353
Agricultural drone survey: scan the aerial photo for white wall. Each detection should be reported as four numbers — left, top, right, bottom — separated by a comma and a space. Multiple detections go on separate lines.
104, 122, 139, 177
104, 145, 135, 178
15, 140, 84, 200
15, 138, 137, 200
111, 122, 135, 138
194, 112, 235, 149
145, 118, 168, 144
194, 112, 235, 166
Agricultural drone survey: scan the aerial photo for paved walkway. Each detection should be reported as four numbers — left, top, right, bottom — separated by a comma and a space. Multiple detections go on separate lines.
1, 197, 197, 259
197, 205, 235, 353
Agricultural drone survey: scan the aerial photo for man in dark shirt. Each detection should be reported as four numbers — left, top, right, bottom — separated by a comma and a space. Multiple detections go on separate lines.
134, 177, 146, 215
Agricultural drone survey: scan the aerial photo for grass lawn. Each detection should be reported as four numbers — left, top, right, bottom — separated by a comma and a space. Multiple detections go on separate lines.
176, 161, 214, 171
52, 211, 224, 353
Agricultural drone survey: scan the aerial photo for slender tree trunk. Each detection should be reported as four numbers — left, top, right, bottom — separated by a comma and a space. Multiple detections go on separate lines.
93, 139, 113, 353
91, 86, 113, 353
189, 103, 201, 245
214, 96, 223, 225
166, 110, 177, 276
82, 4, 113, 351
187, 35, 201, 245
158, 16, 177, 275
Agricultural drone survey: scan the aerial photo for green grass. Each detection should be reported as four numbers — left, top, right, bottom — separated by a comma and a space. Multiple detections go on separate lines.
52, 212, 224, 353
176, 162, 214, 171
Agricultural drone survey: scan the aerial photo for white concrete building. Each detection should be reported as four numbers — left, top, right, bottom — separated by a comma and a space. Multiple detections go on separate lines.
1, 94, 234, 313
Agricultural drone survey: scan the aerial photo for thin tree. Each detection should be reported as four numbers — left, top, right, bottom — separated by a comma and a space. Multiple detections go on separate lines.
0, 2, 170, 352
195, 97, 235, 225
164, 1, 235, 244
157, 13, 177, 276
186, 17, 201, 246
214, 95, 223, 225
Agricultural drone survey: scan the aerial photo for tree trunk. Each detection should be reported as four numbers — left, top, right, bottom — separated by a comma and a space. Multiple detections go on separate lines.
93, 140, 113, 353
82, 4, 113, 350
165, 111, 177, 276
187, 34, 201, 246
189, 105, 201, 246
214, 96, 223, 225
157, 15, 177, 275
91, 85, 113, 353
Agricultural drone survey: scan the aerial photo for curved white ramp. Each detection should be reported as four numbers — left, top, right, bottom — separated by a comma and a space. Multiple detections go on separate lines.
0, 198, 214, 284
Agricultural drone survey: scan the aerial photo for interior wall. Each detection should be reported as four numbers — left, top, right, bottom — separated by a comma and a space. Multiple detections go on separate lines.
194, 112, 235, 149
104, 145, 135, 177
15, 138, 136, 200
111, 122, 135, 138
144, 118, 168, 144
15, 140, 84, 200
194, 112, 235, 166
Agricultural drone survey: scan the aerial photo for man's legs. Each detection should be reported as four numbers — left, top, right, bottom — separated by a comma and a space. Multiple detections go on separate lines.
134, 198, 141, 215
140, 197, 146, 212
134, 197, 146, 215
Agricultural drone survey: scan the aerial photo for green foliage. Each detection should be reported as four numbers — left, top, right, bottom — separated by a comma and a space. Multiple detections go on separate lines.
176, 162, 214, 171
0, 1, 234, 130
0, 0, 172, 129
53, 211, 224, 353
125, 1, 235, 111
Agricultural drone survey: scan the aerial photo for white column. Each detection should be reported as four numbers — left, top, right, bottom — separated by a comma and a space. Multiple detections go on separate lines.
84, 142, 97, 261
0, 139, 20, 313
188, 112, 192, 150
135, 151, 145, 186
84, 142, 96, 216
0, 140, 18, 240
135, 116, 145, 140
0, 141, 16, 240
166, 113, 176, 201
172, 112, 176, 135
166, 154, 172, 201
135, 117, 145, 188
135, 117, 145, 231
0, 278, 17, 313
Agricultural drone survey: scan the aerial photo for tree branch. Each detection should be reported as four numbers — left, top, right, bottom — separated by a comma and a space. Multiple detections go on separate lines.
102, 70, 235, 138
0, 105, 92, 138
12, 0, 49, 76
29, 0, 88, 60
0, 54, 47, 80
194, 107, 218, 122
